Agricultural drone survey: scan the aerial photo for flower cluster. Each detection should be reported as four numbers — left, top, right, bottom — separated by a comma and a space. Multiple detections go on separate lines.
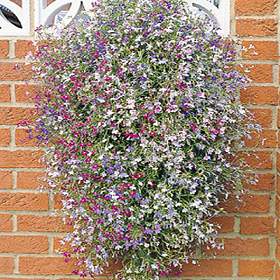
31, 0, 256, 279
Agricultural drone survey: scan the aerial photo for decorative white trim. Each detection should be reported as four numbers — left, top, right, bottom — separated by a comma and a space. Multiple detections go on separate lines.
35, 0, 94, 27
34, 0, 230, 36
188, 0, 230, 35
0, 0, 30, 36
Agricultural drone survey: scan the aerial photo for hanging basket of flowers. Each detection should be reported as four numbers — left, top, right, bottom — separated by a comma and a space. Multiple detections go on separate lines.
30, 0, 257, 279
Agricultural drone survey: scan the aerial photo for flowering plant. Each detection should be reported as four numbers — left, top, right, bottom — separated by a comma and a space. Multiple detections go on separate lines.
31, 0, 256, 279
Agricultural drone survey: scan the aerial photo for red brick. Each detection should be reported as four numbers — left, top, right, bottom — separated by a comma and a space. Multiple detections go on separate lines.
242, 151, 272, 169
17, 171, 45, 189
0, 193, 48, 211
54, 194, 63, 209
53, 237, 73, 254
209, 216, 234, 233
276, 264, 280, 280
213, 238, 269, 256
235, 0, 277, 15
18, 215, 70, 232
242, 64, 273, 83
18, 256, 120, 276
277, 175, 280, 195
240, 216, 274, 234
15, 40, 35, 58
277, 109, 280, 128
57, 279, 91, 280
276, 241, 280, 260
0, 214, 12, 231
0, 236, 48, 253
242, 41, 278, 60
250, 108, 273, 128
222, 194, 270, 213
0, 63, 32, 81
276, 195, 280, 217
0, 84, 10, 102
15, 128, 37, 146
0, 107, 35, 125
244, 173, 274, 191
238, 260, 274, 277
245, 130, 278, 148
57, 279, 92, 280
0, 257, 14, 273
0, 150, 44, 168
0, 171, 12, 189
236, 19, 277, 37
240, 86, 278, 105
0, 128, 11, 146
15, 84, 38, 103
277, 153, 280, 173
0, 41, 9, 58
19, 257, 75, 275
180, 259, 232, 277
0, 279, 47, 280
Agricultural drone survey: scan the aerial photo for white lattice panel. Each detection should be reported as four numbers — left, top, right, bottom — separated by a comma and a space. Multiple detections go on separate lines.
0, 0, 30, 36
35, 0, 230, 35
189, 0, 230, 35
35, 0, 94, 27
206, 0, 220, 8
0, 0, 230, 37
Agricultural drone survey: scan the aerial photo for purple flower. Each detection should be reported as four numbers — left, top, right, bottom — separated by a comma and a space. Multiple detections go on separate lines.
154, 224, 161, 234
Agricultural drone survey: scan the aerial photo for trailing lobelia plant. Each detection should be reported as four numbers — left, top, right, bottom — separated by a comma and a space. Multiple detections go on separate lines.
30, 0, 258, 279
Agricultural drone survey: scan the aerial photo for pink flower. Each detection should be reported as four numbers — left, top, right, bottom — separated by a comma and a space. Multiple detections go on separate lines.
131, 172, 144, 179
144, 112, 155, 123
125, 132, 139, 139
210, 128, 220, 135
104, 76, 112, 82
177, 81, 187, 90
130, 191, 138, 198
80, 197, 88, 203
93, 50, 99, 59
61, 95, 70, 101
190, 123, 198, 132
91, 163, 99, 171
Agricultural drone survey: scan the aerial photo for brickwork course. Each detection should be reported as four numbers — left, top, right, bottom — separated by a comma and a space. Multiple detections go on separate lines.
0, 0, 279, 279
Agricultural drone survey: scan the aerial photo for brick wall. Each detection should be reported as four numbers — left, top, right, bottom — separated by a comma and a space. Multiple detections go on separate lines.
0, 0, 279, 279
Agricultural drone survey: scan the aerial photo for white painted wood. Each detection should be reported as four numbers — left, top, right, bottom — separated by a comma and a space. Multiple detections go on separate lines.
0, 0, 30, 36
